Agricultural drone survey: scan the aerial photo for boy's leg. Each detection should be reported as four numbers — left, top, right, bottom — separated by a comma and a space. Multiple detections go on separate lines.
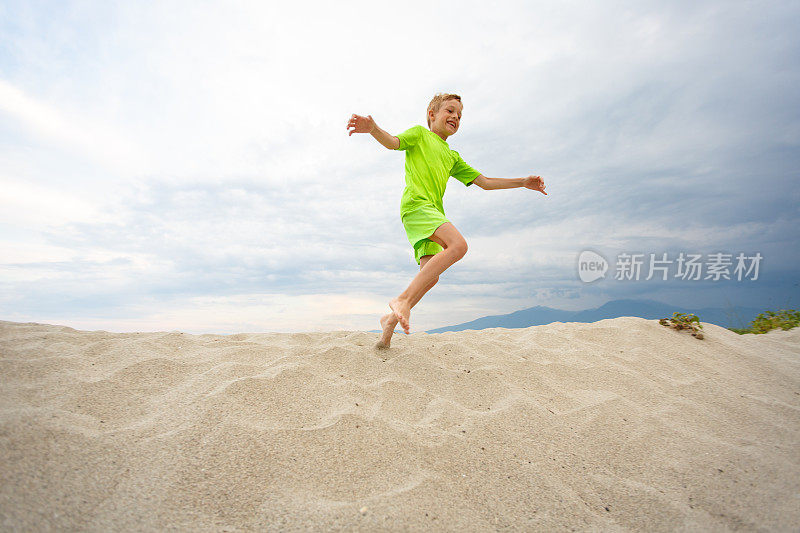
377, 254, 439, 348
389, 222, 468, 334
409, 254, 441, 306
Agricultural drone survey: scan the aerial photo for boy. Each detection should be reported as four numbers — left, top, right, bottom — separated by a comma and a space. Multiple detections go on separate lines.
347, 93, 547, 348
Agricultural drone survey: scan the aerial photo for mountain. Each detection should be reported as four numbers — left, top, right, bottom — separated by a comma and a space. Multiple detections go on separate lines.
421, 299, 765, 333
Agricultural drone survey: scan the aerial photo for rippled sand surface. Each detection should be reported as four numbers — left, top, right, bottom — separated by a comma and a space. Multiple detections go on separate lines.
1, 318, 798, 531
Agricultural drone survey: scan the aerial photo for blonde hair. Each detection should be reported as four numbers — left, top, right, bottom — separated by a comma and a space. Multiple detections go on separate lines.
427, 93, 462, 128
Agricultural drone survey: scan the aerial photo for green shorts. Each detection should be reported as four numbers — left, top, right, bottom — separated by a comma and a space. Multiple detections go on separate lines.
401, 204, 450, 265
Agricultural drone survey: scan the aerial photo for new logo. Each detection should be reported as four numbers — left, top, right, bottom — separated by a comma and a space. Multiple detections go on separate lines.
578, 250, 608, 283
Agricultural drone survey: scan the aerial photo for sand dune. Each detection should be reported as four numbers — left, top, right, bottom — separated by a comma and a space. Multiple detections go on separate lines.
1, 317, 798, 531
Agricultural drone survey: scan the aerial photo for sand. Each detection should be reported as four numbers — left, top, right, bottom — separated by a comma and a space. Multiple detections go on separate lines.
1, 317, 798, 531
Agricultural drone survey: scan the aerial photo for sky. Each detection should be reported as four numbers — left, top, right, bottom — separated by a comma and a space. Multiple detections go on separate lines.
1, 0, 798, 333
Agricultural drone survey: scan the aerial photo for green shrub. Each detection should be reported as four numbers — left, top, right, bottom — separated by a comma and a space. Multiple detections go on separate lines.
660, 312, 704, 339
748, 309, 800, 334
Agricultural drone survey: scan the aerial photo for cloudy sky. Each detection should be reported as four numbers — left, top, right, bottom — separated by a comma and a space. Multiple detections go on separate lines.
1, 0, 798, 333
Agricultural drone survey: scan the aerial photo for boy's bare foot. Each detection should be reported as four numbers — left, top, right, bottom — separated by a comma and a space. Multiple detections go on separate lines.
375, 312, 398, 349
389, 297, 411, 334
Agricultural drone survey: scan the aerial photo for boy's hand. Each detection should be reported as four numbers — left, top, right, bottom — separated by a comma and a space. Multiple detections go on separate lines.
523, 175, 547, 195
347, 114, 376, 136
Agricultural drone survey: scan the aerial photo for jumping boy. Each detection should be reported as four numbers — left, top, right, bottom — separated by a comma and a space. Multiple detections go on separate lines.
347, 93, 547, 348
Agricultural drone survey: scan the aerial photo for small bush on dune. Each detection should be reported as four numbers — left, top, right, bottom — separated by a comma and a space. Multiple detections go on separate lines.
747, 309, 800, 334
661, 308, 799, 336
660, 312, 704, 340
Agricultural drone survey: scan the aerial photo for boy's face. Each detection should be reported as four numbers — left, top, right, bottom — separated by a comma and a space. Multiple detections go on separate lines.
429, 99, 462, 138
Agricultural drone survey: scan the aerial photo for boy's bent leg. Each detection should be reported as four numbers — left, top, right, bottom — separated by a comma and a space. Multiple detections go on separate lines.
389, 223, 468, 334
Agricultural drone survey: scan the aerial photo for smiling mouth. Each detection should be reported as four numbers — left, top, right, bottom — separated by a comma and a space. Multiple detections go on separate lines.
447, 120, 457, 128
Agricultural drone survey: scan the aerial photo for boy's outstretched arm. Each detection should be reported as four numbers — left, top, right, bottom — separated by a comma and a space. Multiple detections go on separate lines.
347, 114, 400, 150
473, 174, 547, 195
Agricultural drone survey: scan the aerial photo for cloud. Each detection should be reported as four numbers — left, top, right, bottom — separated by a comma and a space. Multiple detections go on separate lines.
1, 0, 798, 331
0, 78, 144, 174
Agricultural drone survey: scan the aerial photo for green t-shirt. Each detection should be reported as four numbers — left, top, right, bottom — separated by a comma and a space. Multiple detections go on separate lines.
395, 124, 481, 217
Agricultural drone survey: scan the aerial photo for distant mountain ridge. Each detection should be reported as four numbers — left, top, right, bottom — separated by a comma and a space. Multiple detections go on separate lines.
420, 299, 764, 333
